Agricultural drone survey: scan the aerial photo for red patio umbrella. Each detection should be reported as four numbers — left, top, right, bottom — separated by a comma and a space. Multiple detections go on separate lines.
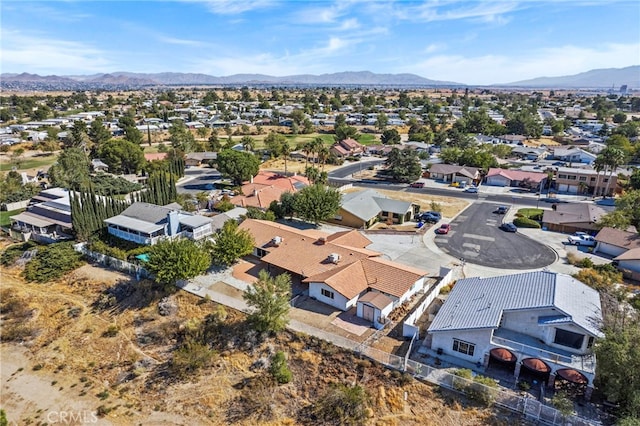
490, 348, 517, 363
556, 368, 588, 385
522, 358, 551, 373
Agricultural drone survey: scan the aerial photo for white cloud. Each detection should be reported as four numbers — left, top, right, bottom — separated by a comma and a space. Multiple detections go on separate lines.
387, 1, 521, 23
199, 0, 275, 15
337, 18, 360, 31
403, 42, 640, 85
423, 43, 445, 54
0, 29, 114, 74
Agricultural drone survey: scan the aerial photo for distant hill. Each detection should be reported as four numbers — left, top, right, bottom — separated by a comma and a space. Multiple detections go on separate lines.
503, 66, 640, 88
0, 71, 461, 88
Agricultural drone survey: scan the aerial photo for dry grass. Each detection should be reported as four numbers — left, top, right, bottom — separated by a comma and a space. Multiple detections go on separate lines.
526, 137, 561, 147
342, 187, 469, 219
0, 263, 519, 425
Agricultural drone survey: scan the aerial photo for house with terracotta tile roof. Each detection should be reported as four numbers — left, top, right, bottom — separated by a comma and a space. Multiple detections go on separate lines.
485, 168, 547, 189
239, 219, 432, 328
229, 171, 310, 209
330, 138, 365, 158
144, 152, 169, 162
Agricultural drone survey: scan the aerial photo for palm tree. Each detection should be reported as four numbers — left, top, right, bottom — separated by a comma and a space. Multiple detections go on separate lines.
302, 141, 313, 171
317, 145, 330, 173
602, 147, 625, 197
240, 135, 255, 152
593, 156, 607, 197
281, 139, 291, 175
311, 137, 324, 165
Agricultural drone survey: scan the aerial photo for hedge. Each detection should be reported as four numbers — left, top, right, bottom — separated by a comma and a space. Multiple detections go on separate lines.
513, 217, 541, 228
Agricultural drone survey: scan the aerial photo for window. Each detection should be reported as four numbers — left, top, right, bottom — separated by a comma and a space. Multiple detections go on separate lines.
321, 288, 334, 299
590, 177, 596, 182
587, 336, 595, 349
603, 178, 609, 183
554, 328, 584, 349
256, 248, 267, 258
558, 174, 567, 179
568, 175, 577, 180
452, 339, 475, 356
579, 176, 587, 181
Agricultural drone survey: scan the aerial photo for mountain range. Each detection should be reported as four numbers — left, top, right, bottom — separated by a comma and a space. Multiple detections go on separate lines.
1, 67, 638, 89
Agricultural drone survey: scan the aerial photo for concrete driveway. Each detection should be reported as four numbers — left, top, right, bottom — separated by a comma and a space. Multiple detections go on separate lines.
433, 203, 556, 269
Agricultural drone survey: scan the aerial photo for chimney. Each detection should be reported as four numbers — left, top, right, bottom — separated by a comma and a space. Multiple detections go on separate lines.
250, 175, 254, 183
317, 237, 327, 245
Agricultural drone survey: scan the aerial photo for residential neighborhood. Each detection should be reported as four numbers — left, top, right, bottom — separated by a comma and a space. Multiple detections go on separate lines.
1, 81, 639, 426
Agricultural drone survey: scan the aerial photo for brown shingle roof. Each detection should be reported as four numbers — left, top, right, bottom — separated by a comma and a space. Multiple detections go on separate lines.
542, 204, 607, 225
595, 227, 640, 249
429, 164, 479, 179
358, 291, 394, 310
614, 247, 640, 261
326, 229, 372, 248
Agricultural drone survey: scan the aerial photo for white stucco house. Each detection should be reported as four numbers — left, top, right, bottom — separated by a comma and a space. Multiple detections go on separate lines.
104, 202, 214, 245
426, 271, 603, 396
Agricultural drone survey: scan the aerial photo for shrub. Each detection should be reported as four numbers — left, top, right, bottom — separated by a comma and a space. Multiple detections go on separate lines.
171, 338, 216, 377
513, 217, 541, 228
551, 391, 574, 417
0, 241, 37, 266
23, 241, 84, 282
439, 285, 451, 295
578, 257, 594, 268
269, 351, 292, 384
313, 383, 368, 425
102, 325, 119, 337
518, 380, 531, 391
430, 201, 443, 213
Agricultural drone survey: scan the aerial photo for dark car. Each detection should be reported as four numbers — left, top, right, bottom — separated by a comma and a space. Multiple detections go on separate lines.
435, 224, 451, 234
495, 206, 508, 214
418, 211, 442, 223
500, 222, 517, 232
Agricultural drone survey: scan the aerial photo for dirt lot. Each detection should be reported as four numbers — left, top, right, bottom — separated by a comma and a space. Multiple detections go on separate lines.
0, 258, 522, 425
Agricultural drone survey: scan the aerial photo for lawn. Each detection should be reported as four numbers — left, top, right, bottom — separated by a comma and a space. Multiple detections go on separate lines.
0, 154, 58, 173
517, 208, 544, 220
0, 208, 25, 227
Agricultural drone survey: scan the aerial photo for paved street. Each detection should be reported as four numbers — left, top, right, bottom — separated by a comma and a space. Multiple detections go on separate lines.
433, 203, 557, 269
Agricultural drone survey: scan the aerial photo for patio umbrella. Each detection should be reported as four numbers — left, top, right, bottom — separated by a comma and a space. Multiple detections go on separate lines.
556, 368, 588, 385
522, 358, 551, 373
490, 348, 517, 363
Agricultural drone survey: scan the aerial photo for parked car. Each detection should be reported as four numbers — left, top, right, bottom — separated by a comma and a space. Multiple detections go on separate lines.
500, 222, 517, 232
435, 224, 451, 234
464, 186, 478, 193
495, 206, 508, 214
409, 181, 425, 188
567, 232, 597, 246
417, 211, 442, 222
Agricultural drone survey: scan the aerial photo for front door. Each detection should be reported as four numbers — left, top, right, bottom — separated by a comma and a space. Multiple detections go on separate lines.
362, 304, 375, 322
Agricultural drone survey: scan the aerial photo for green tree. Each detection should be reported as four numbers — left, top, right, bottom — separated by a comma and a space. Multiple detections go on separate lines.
386, 148, 422, 183
612, 112, 627, 124
439, 147, 462, 164
98, 138, 145, 174
381, 128, 401, 145
88, 118, 111, 147
146, 239, 211, 287
264, 132, 287, 158
240, 135, 255, 152
48, 147, 91, 190
334, 124, 359, 142
211, 220, 254, 266
216, 149, 260, 185
169, 120, 196, 152
293, 184, 341, 224
243, 270, 291, 333
595, 317, 640, 419
375, 112, 388, 131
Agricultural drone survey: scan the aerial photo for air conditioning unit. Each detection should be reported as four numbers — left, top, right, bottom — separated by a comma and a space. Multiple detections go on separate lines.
271, 236, 283, 246
328, 253, 341, 264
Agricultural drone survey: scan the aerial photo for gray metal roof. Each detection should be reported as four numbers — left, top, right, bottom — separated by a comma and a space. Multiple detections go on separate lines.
428, 271, 602, 337
120, 202, 175, 224
104, 215, 165, 234
178, 214, 212, 228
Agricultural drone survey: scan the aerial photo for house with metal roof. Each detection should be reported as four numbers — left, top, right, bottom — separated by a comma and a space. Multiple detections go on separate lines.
426, 271, 602, 396
10, 188, 74, 244
104, 202, 214, 245
328, 189, 419, 229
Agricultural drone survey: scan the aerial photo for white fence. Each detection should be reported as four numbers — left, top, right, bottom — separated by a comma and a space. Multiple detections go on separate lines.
2, 200, 29, 211
402, 267, 454, 338
74, 242, 150, 279
353, 347, 598, 426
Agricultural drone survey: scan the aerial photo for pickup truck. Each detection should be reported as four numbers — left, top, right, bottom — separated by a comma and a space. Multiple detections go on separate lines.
567, 233, 597, 247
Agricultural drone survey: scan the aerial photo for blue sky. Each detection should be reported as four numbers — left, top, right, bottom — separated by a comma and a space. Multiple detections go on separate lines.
1, 1, 638, 85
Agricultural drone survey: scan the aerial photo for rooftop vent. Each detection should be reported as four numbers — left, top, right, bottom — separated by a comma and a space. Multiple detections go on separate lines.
317, 237, 327, 245
271, 236, 283, 246
328, 253, 341, 264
